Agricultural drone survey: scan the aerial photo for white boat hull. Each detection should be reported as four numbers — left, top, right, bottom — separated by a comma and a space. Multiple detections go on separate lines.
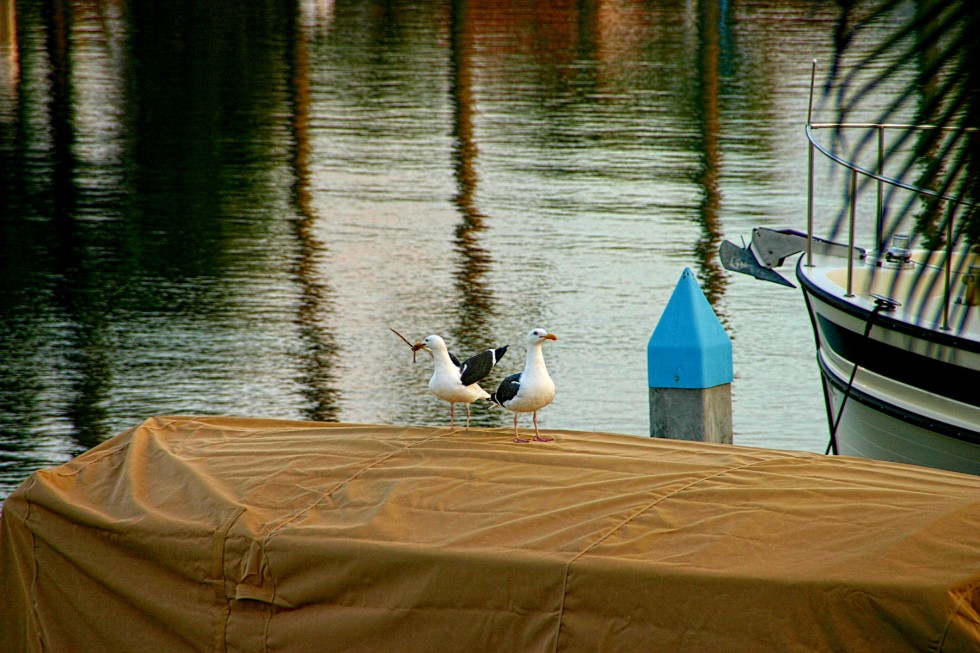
799, 256, 980, 475
821, 377, 980, 474
720, 99, 980, 475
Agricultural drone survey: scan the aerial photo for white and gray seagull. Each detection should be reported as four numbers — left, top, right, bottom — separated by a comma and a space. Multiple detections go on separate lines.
415, 335, 508, 429
490, 328, 557, 443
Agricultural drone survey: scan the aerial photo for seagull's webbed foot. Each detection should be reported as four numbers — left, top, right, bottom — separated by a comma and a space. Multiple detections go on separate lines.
530, 412, 552, 442
510, 414, 528, 443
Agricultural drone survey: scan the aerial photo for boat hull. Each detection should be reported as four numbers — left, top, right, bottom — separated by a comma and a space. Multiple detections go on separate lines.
798, 259, 980, 475
819, 361, 980, 474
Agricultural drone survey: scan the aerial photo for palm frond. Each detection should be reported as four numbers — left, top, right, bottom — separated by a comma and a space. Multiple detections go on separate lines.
830, 0, 980, 222
823, 0, 980, 312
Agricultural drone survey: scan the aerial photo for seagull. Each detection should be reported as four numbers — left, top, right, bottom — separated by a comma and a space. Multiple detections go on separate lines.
416, 335, 508, 429
490, 328, 557, 443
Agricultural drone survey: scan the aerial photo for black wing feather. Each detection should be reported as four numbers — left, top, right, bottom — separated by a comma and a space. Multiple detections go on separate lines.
459, 345, 507, 386
448, 351, 461, 368
490, 372, 521, 406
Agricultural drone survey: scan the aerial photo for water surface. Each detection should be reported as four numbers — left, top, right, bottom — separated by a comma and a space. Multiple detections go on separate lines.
0, 0, 914, 499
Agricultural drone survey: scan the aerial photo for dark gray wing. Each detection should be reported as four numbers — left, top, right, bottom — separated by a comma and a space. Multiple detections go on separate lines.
490, 372, 521, 407
448, 351, 461, 368
459, 345, 507, 387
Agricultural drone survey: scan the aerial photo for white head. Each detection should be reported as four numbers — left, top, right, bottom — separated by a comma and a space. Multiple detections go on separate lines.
526, 328, 558, 346
420, 335, 448, 356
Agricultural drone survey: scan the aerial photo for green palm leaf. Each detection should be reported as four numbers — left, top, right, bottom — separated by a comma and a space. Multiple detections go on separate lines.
827, 0, 980, 257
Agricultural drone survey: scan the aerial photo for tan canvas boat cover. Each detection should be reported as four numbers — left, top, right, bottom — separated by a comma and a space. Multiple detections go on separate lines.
1, 416, 979, 652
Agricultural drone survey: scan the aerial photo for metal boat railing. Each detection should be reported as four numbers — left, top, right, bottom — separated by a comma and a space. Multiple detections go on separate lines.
803, 61, 978, 330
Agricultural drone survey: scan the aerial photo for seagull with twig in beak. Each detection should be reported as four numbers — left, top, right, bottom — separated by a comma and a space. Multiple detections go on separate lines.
415, 335, 507, 429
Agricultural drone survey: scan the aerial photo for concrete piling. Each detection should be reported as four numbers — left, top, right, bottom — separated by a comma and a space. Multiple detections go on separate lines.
648, 268, 733, 443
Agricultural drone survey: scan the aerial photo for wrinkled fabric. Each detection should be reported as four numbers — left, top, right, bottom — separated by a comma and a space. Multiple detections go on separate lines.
1, 416, 978, 652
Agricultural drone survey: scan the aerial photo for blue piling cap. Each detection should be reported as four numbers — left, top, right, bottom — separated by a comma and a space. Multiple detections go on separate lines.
648, 268, 733, 389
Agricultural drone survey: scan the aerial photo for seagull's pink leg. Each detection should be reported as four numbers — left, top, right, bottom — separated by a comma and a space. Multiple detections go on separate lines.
532, 412, 553, 442
465, 404, 471, 429
513, 413, 529, 443
450, 403, 455, 428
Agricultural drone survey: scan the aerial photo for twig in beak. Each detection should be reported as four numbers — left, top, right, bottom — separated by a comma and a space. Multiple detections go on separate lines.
389, 327, 424, 363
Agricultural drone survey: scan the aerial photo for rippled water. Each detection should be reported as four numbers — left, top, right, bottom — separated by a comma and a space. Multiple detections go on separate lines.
0, 0, 913, 499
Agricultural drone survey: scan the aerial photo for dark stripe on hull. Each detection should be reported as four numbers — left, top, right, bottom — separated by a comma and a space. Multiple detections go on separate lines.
796, 261, 980, 355
817, 352, 980, 447
815, 315, 980, 407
